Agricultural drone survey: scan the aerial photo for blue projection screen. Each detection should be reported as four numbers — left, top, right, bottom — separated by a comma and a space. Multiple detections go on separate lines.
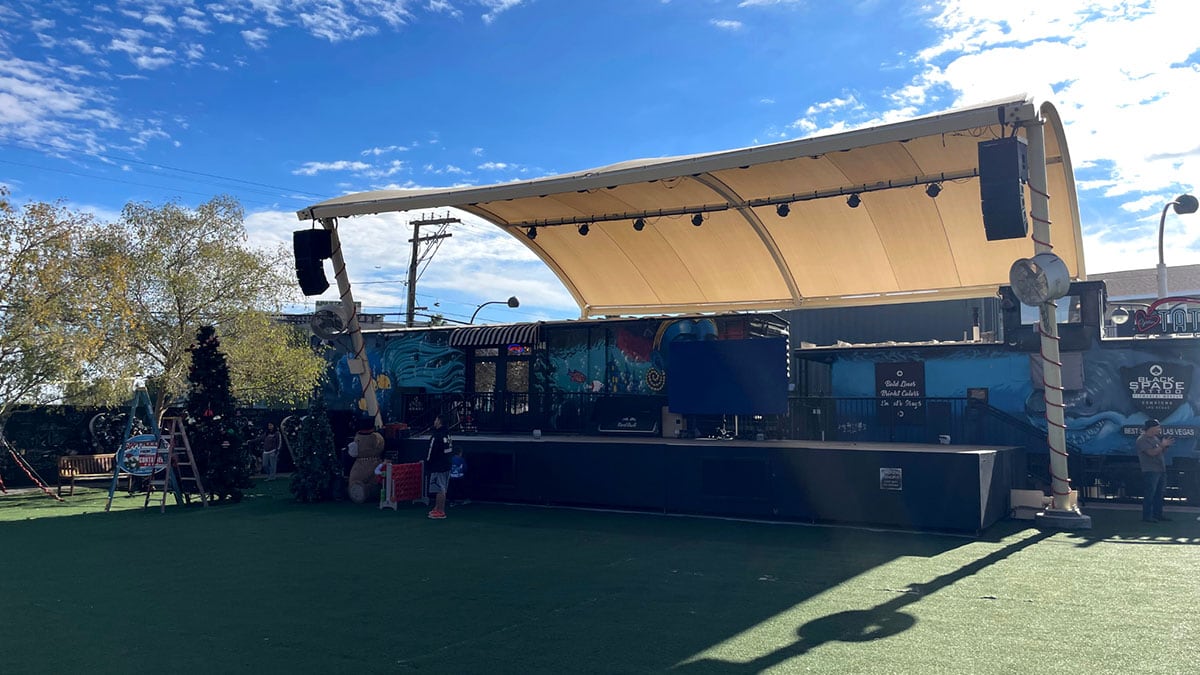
667, 338, 788, 415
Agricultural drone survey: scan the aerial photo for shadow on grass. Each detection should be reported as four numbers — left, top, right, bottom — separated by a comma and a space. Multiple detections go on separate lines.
677, 528, 1054, 673
1062, 506, 1200, 547
4, 482, 992, 674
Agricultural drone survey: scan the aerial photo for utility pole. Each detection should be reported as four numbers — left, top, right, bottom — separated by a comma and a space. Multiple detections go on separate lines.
406, 215, 457, 327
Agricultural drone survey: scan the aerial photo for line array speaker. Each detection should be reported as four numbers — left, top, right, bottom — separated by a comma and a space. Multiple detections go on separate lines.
293, 229, 334, 296
978, 136, 1029, 241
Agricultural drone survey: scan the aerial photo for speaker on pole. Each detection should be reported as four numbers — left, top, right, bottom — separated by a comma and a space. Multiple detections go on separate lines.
978, 136, 1030, 241
293, 229, 334, 296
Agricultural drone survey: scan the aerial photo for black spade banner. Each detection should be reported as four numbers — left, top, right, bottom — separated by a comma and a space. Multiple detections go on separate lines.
1122, 362, 1192, 417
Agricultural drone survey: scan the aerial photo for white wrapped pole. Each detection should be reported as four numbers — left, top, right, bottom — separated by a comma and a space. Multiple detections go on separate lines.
1025, 122, 1072, 512
321, 218, 382, 428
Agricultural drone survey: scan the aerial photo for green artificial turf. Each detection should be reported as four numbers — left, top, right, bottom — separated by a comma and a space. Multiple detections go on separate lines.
3, 482, 1198, 674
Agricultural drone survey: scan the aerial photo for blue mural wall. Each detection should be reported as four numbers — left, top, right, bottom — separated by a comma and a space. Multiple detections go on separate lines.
828, 340, 1200, 462
545, 317, 728, 396
323, 331, 465, 413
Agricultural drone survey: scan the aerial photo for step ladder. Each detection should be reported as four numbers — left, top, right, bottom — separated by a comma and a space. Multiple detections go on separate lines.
144, 417, 210, 512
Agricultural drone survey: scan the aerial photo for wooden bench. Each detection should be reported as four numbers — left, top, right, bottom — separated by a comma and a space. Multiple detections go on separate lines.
57, 454, 133, 496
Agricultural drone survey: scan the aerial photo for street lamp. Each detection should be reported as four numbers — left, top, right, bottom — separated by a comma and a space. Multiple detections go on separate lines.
469, 296, 520, 324
1157, 193, 1199, 298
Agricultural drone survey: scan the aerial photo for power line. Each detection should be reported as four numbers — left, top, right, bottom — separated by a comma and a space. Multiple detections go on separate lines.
0, 158, 308, 214
2, 141, 329, 200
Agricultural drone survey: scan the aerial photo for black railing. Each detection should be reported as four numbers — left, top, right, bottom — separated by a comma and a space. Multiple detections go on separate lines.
390, 393, 1056, 450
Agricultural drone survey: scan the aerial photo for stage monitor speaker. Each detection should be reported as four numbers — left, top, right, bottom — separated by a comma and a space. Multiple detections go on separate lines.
293, 228, 333, 261
978, 136, 1030, 241
296, 260, 330, 296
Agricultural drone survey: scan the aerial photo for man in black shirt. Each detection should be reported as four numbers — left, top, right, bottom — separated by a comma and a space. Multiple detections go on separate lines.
426, 416, 452, 519
1135, 418, 1174, 522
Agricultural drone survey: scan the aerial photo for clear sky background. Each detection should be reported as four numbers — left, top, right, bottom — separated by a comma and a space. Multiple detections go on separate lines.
1, 0, 1197, 325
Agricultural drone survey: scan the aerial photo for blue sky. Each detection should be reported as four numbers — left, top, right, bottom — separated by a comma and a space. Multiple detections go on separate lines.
1, 0, 1197, 324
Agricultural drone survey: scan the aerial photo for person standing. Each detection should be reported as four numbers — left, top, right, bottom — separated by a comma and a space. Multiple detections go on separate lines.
1135, 419, 1174, 523
261, 422, 283, 481
425, 416, 452, 519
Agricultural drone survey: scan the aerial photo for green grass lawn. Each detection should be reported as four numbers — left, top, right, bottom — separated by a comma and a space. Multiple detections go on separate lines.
3, 481, 1199, 674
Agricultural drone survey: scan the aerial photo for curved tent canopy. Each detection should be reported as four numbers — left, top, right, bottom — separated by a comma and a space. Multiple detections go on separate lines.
299, 95, 1084, 318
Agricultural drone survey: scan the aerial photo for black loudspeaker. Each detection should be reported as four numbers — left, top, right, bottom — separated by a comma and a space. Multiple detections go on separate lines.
978, 136, 1029, 241
295, 260, 329, 296
293, 229, 333, 296
293, 228, 333, 260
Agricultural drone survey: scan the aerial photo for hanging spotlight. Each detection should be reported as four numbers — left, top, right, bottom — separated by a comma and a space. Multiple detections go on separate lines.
578, 223, 590, 236
633, 217, 646, 231
776, 203, 790, 217
847, 194, 862, 208
526, 226, 538, 240
925, 183, 942, 198
691, 213, 704, 227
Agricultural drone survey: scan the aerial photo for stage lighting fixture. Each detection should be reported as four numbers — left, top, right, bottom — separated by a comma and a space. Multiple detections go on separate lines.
926, 183, 942, 198
847, 194, 861, 208
776, 203, 790, 217
578, 223, 590, 236
633, 218, 646, 231
526, 226, 538, 240
691, 213, 704, 227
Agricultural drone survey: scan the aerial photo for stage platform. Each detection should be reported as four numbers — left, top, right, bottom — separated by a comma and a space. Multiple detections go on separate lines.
396, 435, 1021, 533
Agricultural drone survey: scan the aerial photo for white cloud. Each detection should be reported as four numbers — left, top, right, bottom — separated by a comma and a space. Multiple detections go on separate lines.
292, 160, 373, 176
738, 0, 806, 6
907, 0, 1200, 268
241, 28, 269, 49
479, 0, 525, 25
361, 144, 409, 156
710, 19, 744, 31
427, 1, 463, 19
0, 56, 120, 153
364, 160, 408, 178
142, 12, 174, 31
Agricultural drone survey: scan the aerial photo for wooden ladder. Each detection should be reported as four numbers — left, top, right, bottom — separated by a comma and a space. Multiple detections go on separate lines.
145, 417, 210, 511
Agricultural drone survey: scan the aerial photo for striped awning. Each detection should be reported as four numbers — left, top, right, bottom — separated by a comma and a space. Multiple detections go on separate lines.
449, 322, 541, 347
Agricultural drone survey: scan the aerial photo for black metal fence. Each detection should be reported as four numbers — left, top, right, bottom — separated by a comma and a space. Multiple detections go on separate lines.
390, 392, 1054, 450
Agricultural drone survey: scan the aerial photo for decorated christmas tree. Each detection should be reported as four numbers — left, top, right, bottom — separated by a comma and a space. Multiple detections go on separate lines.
186, 325, 252, 502
289, 395, 342, 502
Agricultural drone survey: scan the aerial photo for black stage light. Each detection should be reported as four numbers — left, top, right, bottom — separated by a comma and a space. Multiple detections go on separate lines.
691, 213, 704, 226
578, 223, 590, 236
633, 217, 646, 231
847, 193, 861, 208
527, 226, 538, 240
776, 203, 790, 217
926, 183, 942, 198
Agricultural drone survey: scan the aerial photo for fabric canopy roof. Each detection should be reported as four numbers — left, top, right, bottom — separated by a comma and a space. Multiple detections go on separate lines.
299, 94, 1084, 318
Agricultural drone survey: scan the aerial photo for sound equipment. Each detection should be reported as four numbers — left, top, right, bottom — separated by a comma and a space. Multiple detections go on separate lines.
978, 136, 1029, 241
293, 228, 333, 260
293, 229, 334, 296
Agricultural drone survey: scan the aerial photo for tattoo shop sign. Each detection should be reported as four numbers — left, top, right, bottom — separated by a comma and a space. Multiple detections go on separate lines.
876, 362, 926, 426
1122, 362, 1192, 416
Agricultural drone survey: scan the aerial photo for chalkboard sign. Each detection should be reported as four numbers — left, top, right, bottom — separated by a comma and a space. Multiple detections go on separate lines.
875, 362, 926, 426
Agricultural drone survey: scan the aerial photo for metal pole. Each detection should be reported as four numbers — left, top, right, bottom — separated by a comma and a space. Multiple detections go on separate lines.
406, 220, 420, 328
321, 218, 381, 428
1026, 121, 1072, 512
469, 301, 501, 324
1157, 202, 1172, 298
